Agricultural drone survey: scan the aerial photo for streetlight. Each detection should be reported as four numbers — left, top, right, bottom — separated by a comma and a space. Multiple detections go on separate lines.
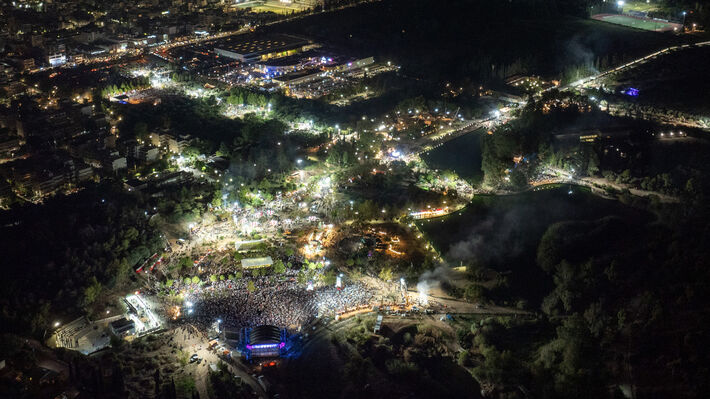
617, 0, 624, 12
54, 321, 61, 328
682, 11, 687, 26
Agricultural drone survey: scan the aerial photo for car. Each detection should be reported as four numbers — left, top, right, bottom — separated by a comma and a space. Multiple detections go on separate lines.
189, 354, 199, 363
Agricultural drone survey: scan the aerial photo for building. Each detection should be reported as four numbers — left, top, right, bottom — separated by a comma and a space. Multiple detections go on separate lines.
109, 156, 127, 171
72, 165, 94, 182
323, 56, 375, 72
241, 325, 286, 359
93, 38, 128, 54
222, 327, 241, 348
134, 146, 160, 162
254, 49, 322, 75
149, 133, 161, 147
240, 256, 273, 269
31, 173, 67, 197
47, 53, 67, 67
12, 58, 35, 71
162, 135, 180, 153
214, 34, 313, 63
109, 318, 135, 336
0, 137, 21, 157
273, 69, 324, 86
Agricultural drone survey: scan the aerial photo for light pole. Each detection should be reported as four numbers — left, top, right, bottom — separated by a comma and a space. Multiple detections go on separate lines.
682, 11, 687, 27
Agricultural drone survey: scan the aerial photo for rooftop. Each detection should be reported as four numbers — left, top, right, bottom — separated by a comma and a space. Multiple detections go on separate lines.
215, 34, 310, 57
241, 256, 273, 269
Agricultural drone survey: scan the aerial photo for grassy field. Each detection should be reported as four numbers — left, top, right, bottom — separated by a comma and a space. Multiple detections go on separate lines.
593, 14, 680, 32
236, 0, 310, 14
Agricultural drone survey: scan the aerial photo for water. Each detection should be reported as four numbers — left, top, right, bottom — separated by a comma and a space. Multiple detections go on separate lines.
421, 129, 484, 184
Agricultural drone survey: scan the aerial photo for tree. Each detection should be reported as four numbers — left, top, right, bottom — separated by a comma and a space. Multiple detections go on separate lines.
84, 277, 102, 307
586, 152, 599, 176
133, 122, 149, 140
464, 284, 487, 302
175, 375, 196, 397
273, 259, 286, 274
247, 281, 256, 293
378, 267, 393, 282
509, 169, 527, 189
296, 270, 306, 284
321, 269, 337, 286
216, 142, 231, 158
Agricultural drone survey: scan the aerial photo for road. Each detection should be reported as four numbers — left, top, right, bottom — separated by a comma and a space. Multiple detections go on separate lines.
603, 102, 709, 130
172, 325, 268, 399
409, 115, 504, 158
32, 0, 381, 74
151, 0, 383, 52
565, 40, 710, 90
546, 167, 679, 203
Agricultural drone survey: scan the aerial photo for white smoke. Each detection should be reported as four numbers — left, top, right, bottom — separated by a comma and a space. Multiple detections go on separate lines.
416, 265, 451, 306
416, 280, 429, 306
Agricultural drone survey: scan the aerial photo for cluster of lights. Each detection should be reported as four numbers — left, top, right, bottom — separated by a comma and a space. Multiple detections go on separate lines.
658, 131, 686, 138
246, 342, 285, 350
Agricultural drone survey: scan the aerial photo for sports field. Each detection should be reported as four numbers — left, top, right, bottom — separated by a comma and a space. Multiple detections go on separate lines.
592, 14, 682, 32
235, 0, 312, 15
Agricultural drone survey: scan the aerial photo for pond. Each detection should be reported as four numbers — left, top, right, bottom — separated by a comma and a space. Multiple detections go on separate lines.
421, 129, 484, 184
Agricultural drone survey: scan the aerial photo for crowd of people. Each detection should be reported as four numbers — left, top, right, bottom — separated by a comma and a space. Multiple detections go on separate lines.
178, 273, 374, 330
314, 285, 374, 315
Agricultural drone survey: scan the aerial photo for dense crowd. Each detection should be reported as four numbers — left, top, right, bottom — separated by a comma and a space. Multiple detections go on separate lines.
179, 274, 374, 330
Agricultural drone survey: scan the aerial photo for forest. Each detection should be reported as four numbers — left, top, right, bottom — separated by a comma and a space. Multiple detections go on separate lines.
0, 183, 164, 335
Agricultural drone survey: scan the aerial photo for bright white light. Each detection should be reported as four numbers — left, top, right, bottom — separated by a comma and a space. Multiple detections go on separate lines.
617, 0, 624, 6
